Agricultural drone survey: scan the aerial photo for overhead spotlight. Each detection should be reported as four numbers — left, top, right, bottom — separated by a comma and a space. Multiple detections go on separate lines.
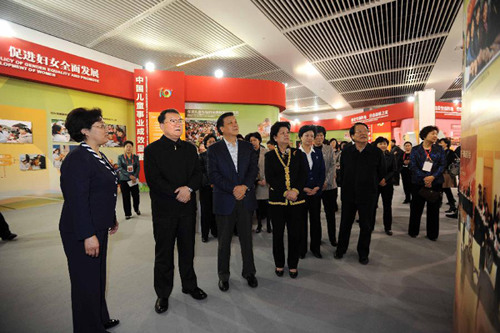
294, 118, 300, 123
284, 82, 288, 87
336, 114, 343, 120
453, 99, 459, 105
407, 96, 415, 102
313, 116, 319, 122
145, 62, 155, 71
214, 69, 224, 78
0, 20, 15, 37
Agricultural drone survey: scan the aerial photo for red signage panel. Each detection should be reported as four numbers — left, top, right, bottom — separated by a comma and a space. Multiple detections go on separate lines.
0, 37, 134, 99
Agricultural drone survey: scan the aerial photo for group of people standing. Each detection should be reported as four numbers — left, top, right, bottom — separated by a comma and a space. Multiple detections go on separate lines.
58, 107, 458, 332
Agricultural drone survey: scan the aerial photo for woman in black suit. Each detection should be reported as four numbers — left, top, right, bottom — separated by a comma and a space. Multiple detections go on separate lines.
199, 134, 218, 242
265, 122, 307, 278
372, 137, 396, 235
59, 107, 119, 333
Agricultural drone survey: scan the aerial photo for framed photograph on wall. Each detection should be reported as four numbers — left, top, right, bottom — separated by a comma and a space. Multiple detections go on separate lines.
0, 119, 33, 144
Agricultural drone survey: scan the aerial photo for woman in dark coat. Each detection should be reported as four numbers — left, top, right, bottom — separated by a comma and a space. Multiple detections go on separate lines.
372, 137, 396, 235
117, 140, 141, 219
399, 141, 413, 204
438, 138, 457, 213
59, 107, 119, 333
265, 122, 308, 278
408, 126, 446, 241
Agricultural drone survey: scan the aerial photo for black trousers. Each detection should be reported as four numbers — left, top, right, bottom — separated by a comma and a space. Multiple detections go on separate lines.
256, 199, 271, 230
401, 168, 412, 202
152, 213, 198, 298
372, 185, 394, 231
337, 199, 376, 259
443, 188, 456, 207
61, 230, 110, 333
300, 195, 322, 255
271, 204, 303, 269
199, 186, 217, 238
408, 185, 441, 239
120, 181, 140, 216
216, 200, 256, 282
322, 189, 337, 244
0, 212, 12, 238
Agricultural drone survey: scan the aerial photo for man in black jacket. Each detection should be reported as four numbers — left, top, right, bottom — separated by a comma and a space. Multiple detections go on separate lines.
334, 123, 386, 265
144, 109, 207, 314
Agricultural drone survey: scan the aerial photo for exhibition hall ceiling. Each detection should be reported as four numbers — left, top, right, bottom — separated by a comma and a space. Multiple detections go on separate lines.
0, 0, 464, 115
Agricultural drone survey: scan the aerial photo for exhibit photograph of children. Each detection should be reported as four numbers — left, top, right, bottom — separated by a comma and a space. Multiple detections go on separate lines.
104, 124, 127, 147
19, 154, 46, 171
185, 119, 217, 148
0, 120, 33, 144
51, 119, 71, 142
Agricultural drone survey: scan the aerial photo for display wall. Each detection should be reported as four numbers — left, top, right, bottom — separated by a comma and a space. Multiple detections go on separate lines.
0, 75, 135, 195
453, 0, 500, 331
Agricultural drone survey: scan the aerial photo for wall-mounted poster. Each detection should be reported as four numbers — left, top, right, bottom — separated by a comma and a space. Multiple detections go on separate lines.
52, 145, 78, 169
464, 0, 500, 88
104, 124, 127, 147
51, 119, 72, 142
0, 119, 33, 144
19, 154, 46, 171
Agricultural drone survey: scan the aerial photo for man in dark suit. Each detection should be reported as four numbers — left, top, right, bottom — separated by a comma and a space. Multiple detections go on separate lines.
334, 122, 386, 265
208, 112, 259, 291
144, 109, 207, 314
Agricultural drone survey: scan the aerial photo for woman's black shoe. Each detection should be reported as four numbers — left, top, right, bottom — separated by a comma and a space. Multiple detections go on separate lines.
255, 226, 262, 233
104, 319, 120, 329
275, 268, 284, 277
289, 270, 298, 279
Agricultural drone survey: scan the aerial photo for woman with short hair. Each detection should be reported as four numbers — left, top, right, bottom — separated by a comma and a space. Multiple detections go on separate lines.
118, 140, 141, 219
59, 107, 120, 332
408, 126, 446, 241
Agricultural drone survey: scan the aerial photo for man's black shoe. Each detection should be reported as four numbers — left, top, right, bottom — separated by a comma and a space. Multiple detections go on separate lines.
182, 287, 207, 300
359, 257, 369, 265
154, 298, 168, 314
331, 240, 338, 247
201, 237, 208, 243
1, 233, 17, 241
104, 319, 120, 329
311, 251, 323, 259
218, 280, 229, 292
136, 211, 141, 216
385, 230, 393, 236
333, 252, 343, 259
445, 208, 456, 213
446, 212, 458, 218
245, 274, 258, 288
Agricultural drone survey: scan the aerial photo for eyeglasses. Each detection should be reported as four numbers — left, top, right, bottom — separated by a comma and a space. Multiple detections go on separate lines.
165, 118, 184, 125
92, 123, 107, 129
355, 130, 369, 134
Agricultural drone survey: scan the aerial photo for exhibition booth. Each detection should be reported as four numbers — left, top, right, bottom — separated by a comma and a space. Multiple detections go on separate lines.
0, 36, 285, 193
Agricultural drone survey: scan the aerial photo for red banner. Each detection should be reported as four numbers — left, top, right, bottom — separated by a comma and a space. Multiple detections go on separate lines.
0, 37, 133, 99
435, 101, 461, 119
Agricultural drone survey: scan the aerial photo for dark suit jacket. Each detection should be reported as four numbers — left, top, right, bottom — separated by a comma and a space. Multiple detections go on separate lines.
339, 143, 386, 204
303, 146, 325, 196
207, 139, 258, 215
59, 145, 117, 240
144, 135, 201, 217
265, 148, 308, 205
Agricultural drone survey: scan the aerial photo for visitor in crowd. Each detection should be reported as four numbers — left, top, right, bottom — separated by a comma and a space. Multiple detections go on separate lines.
372, 136, 396, 236
438, 138, 458, 214
265, 121, 307, 278
390, 139, 403, 186
144, 109, 207, 314
314, 126, 338, 247
335, 122, 385, 265
0, 212, 17, 241
118, 140, 141, 220
199, 134, 218, 242
266, 140, 275, 151
59, 107, 120, 332
408, 126, 446, 241
245, 132, 271, 233
400, 141, 413, 204
208, 112, 259, 292
298, 125, 325, 259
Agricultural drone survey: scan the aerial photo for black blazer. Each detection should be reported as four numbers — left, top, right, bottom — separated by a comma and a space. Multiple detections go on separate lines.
59, 145, 117, 240
303, 147, 326, 196
265, 148, 308, 205
207, 139, 258, 215
144, 135, 201, 217
199, 151, 210, 187
339, 143, 386, 204
381, 150, 396, 186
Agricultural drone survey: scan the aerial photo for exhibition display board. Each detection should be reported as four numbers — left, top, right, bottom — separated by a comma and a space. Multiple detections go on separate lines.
453, 1, 500, 331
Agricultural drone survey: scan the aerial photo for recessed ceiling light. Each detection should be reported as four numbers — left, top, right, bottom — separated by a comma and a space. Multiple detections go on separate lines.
407, 96, 415, 102
336, 114, 343, 120
313, 116, 319, 122
145, 62, 155, 71
294, 118, 300, 123
0, 20, 15, 37
214, 69, 224, 78
453, 99, 459, 104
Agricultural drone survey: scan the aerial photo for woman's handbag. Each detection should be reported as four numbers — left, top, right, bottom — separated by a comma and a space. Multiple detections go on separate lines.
418, 187, 441, 203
